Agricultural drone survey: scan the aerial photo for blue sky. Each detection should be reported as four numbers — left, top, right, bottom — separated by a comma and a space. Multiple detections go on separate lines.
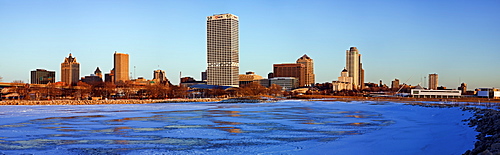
0, 0, 499, 89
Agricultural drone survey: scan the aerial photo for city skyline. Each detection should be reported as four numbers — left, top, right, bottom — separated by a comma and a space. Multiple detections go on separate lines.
0, 0, 499, 89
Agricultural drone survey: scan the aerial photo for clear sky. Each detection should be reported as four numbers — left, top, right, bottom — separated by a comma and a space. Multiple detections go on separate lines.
1, 0, 499, 90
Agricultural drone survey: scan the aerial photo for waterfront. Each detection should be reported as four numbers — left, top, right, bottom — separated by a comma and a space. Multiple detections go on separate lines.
0, 100, 476, 154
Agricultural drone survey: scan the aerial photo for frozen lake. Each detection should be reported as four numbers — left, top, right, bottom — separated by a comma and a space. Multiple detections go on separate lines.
0, 100, 476, 154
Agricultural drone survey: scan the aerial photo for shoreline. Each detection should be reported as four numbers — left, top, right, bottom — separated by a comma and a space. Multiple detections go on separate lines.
0, 98, 224, 105
462, 107, 500, 155
2, 95, 500, 106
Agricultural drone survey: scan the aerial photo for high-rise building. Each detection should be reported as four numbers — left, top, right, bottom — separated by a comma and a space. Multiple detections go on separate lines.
31, 69, 55, 84
296, 54, 315, 86
273, 63, 306, 87
429, 73, 439, 90
114, 51, 129, 83
61, 53, 80, 85
346, 47, 364, 89
206, 13, 239, 87
153, 69, 167, 83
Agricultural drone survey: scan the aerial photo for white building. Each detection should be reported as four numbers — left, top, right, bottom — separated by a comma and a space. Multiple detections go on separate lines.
333, 68, 353, 91
477, 88, 500, 99
411, 89, 461, 98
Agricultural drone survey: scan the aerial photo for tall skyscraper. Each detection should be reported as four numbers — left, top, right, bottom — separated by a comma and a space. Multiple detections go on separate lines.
273, 63, 306, 87
429, 73, 439, 90
206, 13, 239, 87
346, 47, 364, 89
114, 51, 129, 83
61, 53, 80, 85
31, 69, 55, 84
296, 54, 315, 86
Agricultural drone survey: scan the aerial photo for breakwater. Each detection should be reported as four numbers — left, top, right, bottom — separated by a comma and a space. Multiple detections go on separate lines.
0, 98, 224, 105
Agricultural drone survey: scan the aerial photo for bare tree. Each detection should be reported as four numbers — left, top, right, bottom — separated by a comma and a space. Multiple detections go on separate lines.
145, 84, 169, 99
169, 85, 188, 98
103, 82, 116, 99
11, 80, 28, 100
268, 84, 283, 96
77, 81, 92, 99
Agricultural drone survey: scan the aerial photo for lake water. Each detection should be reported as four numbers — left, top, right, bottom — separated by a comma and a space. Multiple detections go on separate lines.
0, 100, 477, 154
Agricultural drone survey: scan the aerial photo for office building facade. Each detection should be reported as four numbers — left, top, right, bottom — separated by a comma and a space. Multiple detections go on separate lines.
391, 79, 400, 89
270, 77, 298, 91
61, 53, 80, 85
31, 69, 55, 84
114, 52, 129, 83
153, 69, 167, 83
346, 47, 364, 89
273, 63, 306, 87
296, 54, 315, 86
429, 73, 438, 90
206, 13, 239, 87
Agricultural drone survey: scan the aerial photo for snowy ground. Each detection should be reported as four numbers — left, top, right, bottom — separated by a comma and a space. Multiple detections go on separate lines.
0, 100, 476, 154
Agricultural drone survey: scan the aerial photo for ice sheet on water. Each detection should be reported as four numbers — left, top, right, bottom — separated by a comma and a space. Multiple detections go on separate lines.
0, 101, 476, 154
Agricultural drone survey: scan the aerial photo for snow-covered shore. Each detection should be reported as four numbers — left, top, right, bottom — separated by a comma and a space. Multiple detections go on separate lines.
462, 107, 500, 154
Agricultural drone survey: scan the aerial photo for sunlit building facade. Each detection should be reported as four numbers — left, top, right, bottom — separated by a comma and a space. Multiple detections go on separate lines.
273, 63, 306, 87
114, 52, 129, 83
333, 68, 353, 91
346, 47, 364, 89
429, 73, 438, 90
61, 53, 80, 85
206, 13, 239, 87
153, 69, 167, 83
296, 54, 315, 86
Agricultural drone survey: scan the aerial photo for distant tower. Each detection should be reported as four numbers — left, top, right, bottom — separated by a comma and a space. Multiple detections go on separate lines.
206, 13, 239, 87
114, 51, 129, 83
346, 47, 364, 89
61, 53, 80, 85
428, 73, 439, 90
153, 69, 167, 83
458, 83, 467, 94
391, 79, 400, 89
94, 67, 102, 78
296, 54, 315, 86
